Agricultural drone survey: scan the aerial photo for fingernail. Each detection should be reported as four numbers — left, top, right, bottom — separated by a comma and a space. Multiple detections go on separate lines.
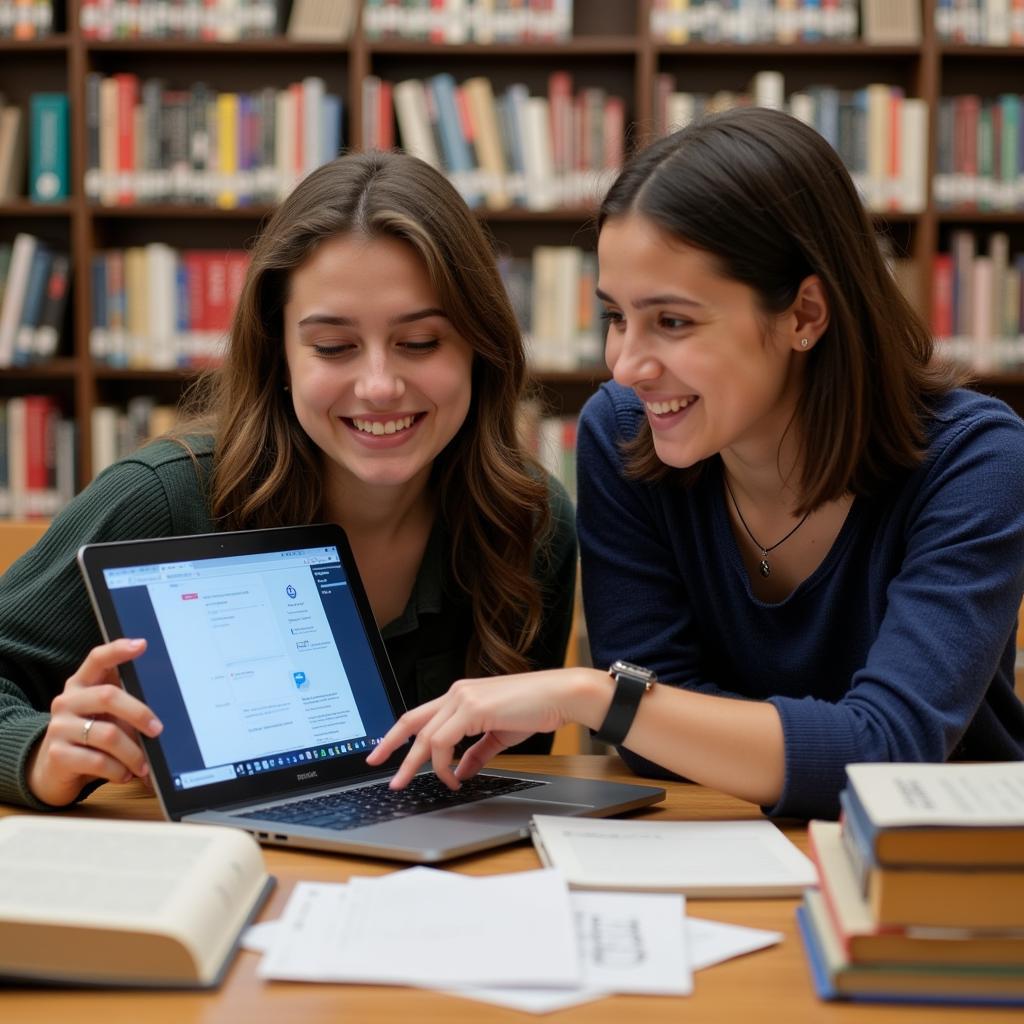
128, 638, 146, 649
148, 718, 163, 735
137, 763, 149, 777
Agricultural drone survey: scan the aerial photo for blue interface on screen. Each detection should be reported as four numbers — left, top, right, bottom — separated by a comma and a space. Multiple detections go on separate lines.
103, 546, 398, 792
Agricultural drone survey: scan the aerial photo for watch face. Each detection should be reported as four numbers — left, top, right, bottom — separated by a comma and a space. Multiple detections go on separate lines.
610, 660, 655, 682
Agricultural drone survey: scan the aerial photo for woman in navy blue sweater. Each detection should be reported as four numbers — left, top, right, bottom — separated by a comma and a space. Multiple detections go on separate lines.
370, 107, 1024, 818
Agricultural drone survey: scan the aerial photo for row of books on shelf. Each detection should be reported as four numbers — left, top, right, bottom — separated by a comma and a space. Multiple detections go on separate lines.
501, 247, 604, 372
0, 92, 70, 203
87, 239, 604, 372
516, 402, 578, 504
91, 397, 178, 477
0, 396, 75, 519
84, 74, 342, 208
800, 762, 1024, 1005
90, 245, 246, 369
7, 73, 1019, 219
650, 0, 864, 43
363, 0, 571, 43
657, 71, 927, 213
390, 71, 622, 212
0, 0, 53, 38
0, 234, 70, 369
79, 0, 281, 39
935, 229, 1024, 337
934, 93, 1024, 212
936, 0, 1024, 44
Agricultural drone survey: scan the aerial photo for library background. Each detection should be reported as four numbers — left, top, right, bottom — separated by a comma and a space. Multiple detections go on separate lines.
1, 0, 1023, 668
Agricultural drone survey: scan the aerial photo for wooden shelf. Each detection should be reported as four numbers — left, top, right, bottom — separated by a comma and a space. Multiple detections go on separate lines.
653, 42, 923, 57
939, 44, 1024, 58
90, 204, 276, 219
0, 201, 73, 218
480, 208, 600, 222
937, 210, 1024, 223
84, 39, 352, 55
0, 359, 80, 379
975, 372, 1024, 386
0, 35, 69, 52
366, 38, 640, 56
93, 366, 208, 381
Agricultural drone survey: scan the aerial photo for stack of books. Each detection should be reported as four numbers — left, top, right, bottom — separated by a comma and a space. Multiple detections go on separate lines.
800, 762, 1024, 1006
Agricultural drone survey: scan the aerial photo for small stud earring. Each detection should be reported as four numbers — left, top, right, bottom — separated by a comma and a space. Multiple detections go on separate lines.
800, 338, 809, 349
283, 383, 290, 392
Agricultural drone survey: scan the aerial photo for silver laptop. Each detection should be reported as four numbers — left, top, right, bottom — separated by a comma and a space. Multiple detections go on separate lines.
78, 525, 664, 862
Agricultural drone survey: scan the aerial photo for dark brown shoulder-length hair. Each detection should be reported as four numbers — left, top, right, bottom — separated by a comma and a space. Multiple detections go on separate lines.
600, 107, 964, 514
180, 150, 549, 677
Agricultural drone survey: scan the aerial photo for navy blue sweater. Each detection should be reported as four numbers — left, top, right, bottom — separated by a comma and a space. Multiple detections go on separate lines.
578, 383, 1024, 819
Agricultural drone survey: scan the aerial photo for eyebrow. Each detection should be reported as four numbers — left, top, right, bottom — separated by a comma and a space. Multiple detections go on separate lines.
595, 288, 704, 310
297, 308, 448, 329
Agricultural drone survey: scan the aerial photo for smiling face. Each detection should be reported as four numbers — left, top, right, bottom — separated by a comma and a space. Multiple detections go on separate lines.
597, 214, 808, 472
283, 233, 474, 503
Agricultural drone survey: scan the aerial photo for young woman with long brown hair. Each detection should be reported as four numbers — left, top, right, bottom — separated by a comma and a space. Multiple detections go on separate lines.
371, 108, 1024, 819
0, 151, 576, 809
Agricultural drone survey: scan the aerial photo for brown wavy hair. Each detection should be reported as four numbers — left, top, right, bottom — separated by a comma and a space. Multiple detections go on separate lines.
600, 107, 965, 515
181, 151, 549, 676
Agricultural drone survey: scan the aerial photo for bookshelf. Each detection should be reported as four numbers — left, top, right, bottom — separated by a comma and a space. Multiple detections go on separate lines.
1, 0, 1023, 512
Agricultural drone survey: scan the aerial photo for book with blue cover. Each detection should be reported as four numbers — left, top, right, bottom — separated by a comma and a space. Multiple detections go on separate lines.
798, 889, 1024, 1006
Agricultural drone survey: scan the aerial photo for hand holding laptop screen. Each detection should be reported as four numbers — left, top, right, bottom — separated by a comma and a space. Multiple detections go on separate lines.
25, 637, 162, 808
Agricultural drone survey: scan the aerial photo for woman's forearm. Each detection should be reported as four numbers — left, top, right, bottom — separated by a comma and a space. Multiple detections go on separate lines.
563, 668, 786, 806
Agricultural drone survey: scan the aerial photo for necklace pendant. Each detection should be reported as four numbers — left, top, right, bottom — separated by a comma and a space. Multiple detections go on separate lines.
759, 557, 771, 578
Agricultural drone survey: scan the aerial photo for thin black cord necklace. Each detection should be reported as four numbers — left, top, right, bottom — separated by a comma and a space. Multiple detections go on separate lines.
723, 474, 811, 579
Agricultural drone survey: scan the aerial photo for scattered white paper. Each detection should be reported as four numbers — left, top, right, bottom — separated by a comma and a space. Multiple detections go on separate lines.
685, 917, 783, 970
448, 985, 604, 1014
448, 889, 692, 1013
252, 868, 782, 1014
241, 919, 280, 954
572, 890, 691, 995
256, 881, 348, 981
345, 868, 578, 987
258, 868, 579, 988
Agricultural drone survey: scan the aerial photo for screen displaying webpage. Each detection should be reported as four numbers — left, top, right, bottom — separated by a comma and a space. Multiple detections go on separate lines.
102, 546, 391, 787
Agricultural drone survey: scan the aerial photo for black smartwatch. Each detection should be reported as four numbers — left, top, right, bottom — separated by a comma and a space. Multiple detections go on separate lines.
594, 660, 656, 746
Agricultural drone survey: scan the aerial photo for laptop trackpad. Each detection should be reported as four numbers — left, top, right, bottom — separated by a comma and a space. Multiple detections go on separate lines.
429, 798, 591, 825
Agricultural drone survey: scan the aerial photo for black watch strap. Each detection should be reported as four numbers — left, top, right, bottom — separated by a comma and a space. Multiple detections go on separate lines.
594, 660, 656, 746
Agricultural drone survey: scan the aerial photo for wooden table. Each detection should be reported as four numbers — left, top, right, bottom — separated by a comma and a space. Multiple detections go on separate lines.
3, 755, 1019, 1023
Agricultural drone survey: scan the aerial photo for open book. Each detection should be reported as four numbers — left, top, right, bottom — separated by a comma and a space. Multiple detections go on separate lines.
530, 815, 817, 898
0, 815, 274, 988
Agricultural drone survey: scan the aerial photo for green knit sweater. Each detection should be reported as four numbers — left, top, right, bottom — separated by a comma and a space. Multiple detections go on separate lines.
0, 437, 577, 809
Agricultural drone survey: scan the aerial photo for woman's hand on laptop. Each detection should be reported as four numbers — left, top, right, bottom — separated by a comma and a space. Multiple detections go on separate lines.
366, 667, 600, 790
26, 638, 164, 807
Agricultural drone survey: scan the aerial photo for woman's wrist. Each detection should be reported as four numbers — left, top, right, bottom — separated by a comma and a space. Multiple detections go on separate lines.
561, 667, 616, 732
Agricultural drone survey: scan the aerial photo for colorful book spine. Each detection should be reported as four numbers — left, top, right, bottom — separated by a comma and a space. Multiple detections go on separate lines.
28, 92, 69, 202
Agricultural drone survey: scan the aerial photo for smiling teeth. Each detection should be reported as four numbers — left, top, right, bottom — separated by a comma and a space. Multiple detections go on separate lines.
646, 398, 695, 414
352, 416, 415, 436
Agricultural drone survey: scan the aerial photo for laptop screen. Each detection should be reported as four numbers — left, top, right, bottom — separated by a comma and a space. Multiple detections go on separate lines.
102, 544, 397, 793
79, 525, 411, 818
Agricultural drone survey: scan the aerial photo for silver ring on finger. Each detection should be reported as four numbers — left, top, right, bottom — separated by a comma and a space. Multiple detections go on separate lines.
81, 718, 96, 746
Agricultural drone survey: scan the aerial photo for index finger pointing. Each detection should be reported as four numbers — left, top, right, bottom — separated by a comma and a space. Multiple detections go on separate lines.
366, 699, 443, 765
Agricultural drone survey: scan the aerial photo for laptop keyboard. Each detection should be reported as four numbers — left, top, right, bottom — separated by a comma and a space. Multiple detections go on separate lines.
235, 773, 545, 832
